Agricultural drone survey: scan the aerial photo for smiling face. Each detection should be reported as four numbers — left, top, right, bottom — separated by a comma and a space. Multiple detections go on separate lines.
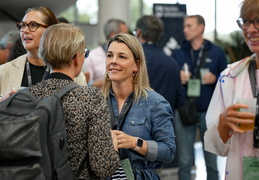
106, 41, 138, 86
243, 16, 259, 53
20, 11, 48, 55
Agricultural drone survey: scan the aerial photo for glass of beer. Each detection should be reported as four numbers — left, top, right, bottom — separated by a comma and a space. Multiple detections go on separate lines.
235, 98, 257, 131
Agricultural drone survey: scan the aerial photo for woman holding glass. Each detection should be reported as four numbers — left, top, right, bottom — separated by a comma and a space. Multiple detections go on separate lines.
205, 0, 259, 179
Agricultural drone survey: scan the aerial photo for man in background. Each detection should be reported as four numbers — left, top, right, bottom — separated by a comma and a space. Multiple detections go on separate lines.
82, 18, 128, 88
172, 14, 228, 180
0, 30, 20, 64
134, 15, 185, 111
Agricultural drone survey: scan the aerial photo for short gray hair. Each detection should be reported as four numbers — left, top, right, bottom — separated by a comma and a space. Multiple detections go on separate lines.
104, 18, 126, 40
0, 30, 20, 49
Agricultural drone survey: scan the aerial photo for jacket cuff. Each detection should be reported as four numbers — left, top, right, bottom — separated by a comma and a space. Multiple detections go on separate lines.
204, 124, 230, 156
145, 140, 158, 161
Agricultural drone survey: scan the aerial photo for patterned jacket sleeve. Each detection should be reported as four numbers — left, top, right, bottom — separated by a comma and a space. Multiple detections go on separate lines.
87, 88, 120, 178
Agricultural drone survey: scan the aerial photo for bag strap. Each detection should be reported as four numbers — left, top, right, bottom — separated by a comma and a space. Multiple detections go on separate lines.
248, 60, 259, 148
107, 93, 133, 130
5, 83, 79, 107
199, 50, 209, 69
54, 83, 80, 98
191, 47, 209, 78
248, 60, 258, 97
4, 88, 39, 107
53, 82, 84, 178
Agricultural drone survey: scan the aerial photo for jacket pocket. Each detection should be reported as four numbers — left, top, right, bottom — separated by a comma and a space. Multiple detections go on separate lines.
127, 117, 146, 126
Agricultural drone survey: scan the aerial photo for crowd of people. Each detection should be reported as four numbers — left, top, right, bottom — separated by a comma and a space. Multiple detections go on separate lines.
0, 0, 258, 179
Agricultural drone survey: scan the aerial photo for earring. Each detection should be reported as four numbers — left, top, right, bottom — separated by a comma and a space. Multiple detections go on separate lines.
106, 73, 111, 81
132, 71, 138, 83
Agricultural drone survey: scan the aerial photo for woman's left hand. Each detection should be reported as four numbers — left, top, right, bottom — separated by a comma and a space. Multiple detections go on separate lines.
112, 130, 148, 155
112, 130, 136, 149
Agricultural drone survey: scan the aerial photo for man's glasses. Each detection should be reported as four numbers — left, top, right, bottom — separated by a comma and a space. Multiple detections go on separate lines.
73, 48, 90, 59
236, 18, 259, 31
16, 21, 48, 32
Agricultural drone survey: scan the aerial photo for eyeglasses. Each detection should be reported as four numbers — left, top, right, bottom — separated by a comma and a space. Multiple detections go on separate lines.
85, 48, 90, 58
236, 18, 259, 31
16, 21, 48, 32
72, 48, 90, 59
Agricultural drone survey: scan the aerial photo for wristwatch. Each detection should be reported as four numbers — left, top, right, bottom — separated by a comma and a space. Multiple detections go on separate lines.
133, 137, 143, 151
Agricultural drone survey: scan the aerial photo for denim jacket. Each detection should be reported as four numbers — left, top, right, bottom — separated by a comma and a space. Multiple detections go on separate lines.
109, 89, 176, 180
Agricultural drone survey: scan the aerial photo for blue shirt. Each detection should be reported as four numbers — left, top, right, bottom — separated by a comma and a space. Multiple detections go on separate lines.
143, 43, 185, 110
172, 40, 228, 111
109, 89, 176, 179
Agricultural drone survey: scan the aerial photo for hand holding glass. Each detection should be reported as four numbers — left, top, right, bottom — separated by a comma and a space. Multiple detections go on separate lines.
200, 68, 210, 84
235, 98, 257, 131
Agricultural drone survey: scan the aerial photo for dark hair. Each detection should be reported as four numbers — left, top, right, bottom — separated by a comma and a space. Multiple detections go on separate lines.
25, 6, 59, 26
185, 14, 205, 27
57, 17, 69, 24
136, 15, 164, 43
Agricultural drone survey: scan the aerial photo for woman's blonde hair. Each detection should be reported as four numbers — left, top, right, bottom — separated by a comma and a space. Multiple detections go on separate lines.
39, 24, 86, 69
102, 33, 152, 102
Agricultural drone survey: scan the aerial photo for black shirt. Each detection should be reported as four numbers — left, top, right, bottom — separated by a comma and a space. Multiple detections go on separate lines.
21, 62, 48, 87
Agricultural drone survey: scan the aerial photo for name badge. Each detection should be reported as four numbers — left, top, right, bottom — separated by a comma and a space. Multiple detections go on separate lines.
243, 156, 259, 179
187, 78, 201, 97
121, 158, 134, 180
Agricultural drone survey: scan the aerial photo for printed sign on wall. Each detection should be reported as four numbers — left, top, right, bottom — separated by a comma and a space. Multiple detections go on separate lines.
153, 3, 186, 56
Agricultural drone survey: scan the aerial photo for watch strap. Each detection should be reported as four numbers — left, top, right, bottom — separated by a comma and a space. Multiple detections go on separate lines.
133, 146, 141, 151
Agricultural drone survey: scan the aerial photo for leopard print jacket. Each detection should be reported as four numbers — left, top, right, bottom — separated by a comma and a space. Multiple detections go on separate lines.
30, 78, 119, 179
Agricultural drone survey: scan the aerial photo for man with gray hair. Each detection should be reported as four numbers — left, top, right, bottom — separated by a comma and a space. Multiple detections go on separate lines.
0, 30, 20, 64
82, 18, 128, 88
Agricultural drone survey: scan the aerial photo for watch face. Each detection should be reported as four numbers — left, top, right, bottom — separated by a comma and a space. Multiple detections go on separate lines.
137, 138, 143, 147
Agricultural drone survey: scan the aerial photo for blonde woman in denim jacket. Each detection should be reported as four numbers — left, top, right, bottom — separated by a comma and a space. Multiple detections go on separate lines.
102, 33, 176, 180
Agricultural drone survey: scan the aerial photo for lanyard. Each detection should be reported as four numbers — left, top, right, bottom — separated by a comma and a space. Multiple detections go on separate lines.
190, 45, 204, 78
107, 93, 133, 130
248, 59, 259, 148
26, 57, 50, 87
